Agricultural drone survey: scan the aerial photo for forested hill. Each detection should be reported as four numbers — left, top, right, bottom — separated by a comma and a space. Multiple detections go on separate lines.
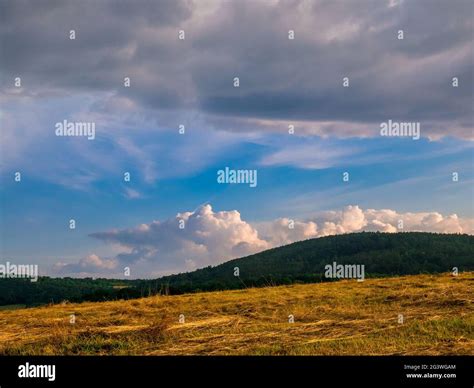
155, 232, 473, 293
1, 232, 472, 306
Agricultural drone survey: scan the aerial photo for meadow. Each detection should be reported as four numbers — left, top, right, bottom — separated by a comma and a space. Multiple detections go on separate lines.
0, 272, 472, 355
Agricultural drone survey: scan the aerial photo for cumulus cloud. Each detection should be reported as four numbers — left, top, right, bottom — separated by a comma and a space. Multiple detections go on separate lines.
262, 206, 474, 244
87, 204, 270, 275
256, 218, 318, 247
53, 254, 118, 276
363, 208, 474, 234
55, 204, 473, 277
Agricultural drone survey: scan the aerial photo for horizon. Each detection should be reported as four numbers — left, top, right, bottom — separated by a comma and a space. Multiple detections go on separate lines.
1, 231, 471, 281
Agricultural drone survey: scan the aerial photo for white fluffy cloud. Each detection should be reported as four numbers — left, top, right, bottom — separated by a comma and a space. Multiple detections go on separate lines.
54, 204, 473, 277
83, 204, 270, 276
53, 254, 118, 276
363, 208, 473, 234
256, 218, 318, 247
262, 206, 473, 246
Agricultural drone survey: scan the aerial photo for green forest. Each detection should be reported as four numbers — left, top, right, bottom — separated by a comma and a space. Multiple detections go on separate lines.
1, 232, 472, 306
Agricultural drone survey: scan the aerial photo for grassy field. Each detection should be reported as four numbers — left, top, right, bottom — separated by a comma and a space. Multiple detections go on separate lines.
0, 272, 472, 355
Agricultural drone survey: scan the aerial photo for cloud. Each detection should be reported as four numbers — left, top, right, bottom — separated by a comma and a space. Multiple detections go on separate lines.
1, 0, 472, 196
53, 254, 118, 276
123, 187, 142, 200
1, 0, 472, 140
262, 205, 474, 245
87, 204, 270, 275
259, 142, 358, 169
55, 204, 473, 277
255, 218, 318, 247
363, 208, 474, 234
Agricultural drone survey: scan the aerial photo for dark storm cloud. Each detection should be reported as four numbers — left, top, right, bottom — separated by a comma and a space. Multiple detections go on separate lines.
0, 0, 472, 137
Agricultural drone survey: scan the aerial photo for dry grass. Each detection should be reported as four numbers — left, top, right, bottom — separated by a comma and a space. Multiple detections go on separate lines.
0, 272, 472, 355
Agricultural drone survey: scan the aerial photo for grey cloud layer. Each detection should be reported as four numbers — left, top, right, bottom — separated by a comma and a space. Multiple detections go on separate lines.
1, 0, 472, 139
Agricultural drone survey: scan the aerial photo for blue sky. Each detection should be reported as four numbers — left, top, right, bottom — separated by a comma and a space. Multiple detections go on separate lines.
0, 0, 472, 277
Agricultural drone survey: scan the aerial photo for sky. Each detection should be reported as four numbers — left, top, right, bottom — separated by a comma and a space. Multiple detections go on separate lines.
0, 0, 473, 278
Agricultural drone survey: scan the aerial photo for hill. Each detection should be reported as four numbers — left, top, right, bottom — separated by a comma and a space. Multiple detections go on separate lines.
1, 232, 472, 306
155, 232, 474, 293
0, 272, 472, 355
